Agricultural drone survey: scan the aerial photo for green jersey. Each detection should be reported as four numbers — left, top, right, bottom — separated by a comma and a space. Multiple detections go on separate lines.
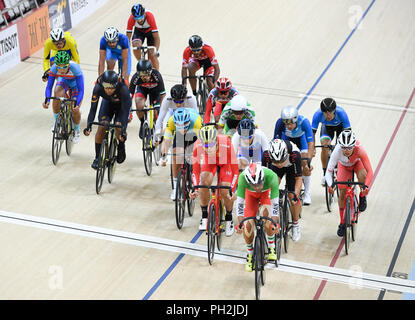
237, 167, 279, 200
218, 102, 256, 134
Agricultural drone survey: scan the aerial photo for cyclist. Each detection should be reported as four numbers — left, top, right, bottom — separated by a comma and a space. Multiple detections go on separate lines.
181, 35, 220, 97
155, 84, 198, 141
325, 130, 373, 237
83, 71, 132, 169
264, 139, 303, 242
204, 77, 239, 124
274, 105, 314, 205
162, 108, 202, 200
190, 125, 239, 236
129, 59, 166, 139
235, 163, 280, 271
232, 119, 270, 171
126, 4, 160, 70
42, 51, 84, 144
42, 28, 80, 82
98, 27, 132, 83
311, 97, 351, 186
217, 95, 256, 137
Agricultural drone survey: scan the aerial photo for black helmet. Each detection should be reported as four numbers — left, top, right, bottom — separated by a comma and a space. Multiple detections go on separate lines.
320, 97, 337, 112
101, 70, 119, 87
131, 4, 145, 19
189, 35, 203, 49
237, 118, 255, 137
136, 59, 152, 72
170, 84, 187, 100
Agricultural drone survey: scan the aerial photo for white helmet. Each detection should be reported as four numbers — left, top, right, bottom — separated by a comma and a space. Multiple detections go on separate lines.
50, 28, 65, 42
338, 130, 356, 148
104, 26, 119, 42
230, 95, 248, 112
269, 139, 288, 162
244, 163, 265, 186
281, 105, 298, 124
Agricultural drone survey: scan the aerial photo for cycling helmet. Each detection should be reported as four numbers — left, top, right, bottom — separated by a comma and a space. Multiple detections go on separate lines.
269, 139, 288, 162
320, 97, 337, 113
244, 163, 265, 186
281, 105, 298, 124
216, 77, 232, 91
50, 28, 65, 42
101, 70, 119, 87
104, 27, 119, 42
237, 118, 255, 138
173, 108, 191, 128
136, 59, 152, 73
198, 125, 217, 145
170, 84, 188, 100
131, 4, 145, 19
189, 35, 203, 49
337, 130, 356, 148
54, 51, 70, 65
229, 95, 248, 112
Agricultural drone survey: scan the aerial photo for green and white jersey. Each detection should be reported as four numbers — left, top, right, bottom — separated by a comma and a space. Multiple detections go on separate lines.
236, 167, 279, 200
218, 102, 256, 133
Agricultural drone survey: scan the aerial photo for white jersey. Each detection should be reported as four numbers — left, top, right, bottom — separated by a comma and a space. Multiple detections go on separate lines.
231, 129, 269, 164
155, 92, 198, 134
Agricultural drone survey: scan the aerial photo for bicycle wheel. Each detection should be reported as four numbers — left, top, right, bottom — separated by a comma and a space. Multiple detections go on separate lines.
142, 122, 152, 176
200, 83, 208, 116
282, 194, 291, 253
324, 182, 334, 212
216, 200, 225, 252
254, 235, 264, 300
65, 112, 74, 156
344, 197, 352, 255
51, 115, 64, 165
275, 217, 282, 266
207, 203, 216, 265
95, 140, 107, 194
175, 170, 186, 229
351, 194, 359, 241
107, 133, 118, 183
185, 165, 195, 217
153, 140, 161, 166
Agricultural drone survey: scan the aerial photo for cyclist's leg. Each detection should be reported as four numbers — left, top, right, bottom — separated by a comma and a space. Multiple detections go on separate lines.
52, 79, 67, 115
336, 162, 353, 234
319, 124, 333, 177
243, 191, 259, 271
134, 88, 147, 138
105, 48, 117, 71
113, 104, 129, 164
92, 100, 113, 167
204, 65, 215, 91
187, 59, 200, 96
131, 29, 144, 61
146, 32, 159, 71
198, 168, 215, 229
355, 160, 368, 211
285, 169, 302, 241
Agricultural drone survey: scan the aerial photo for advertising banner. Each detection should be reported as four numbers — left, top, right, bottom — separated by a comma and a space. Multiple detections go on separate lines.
69, 0, 108, 27
0, 24, 20, 74
48, 0, 72, 31
26, 5, 50, 56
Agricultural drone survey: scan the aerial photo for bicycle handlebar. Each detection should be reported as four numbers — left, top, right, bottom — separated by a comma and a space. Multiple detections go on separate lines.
332, 181, 368, 189
279, 189, 299, 202
90, 121, 123, 129
46, 96, 77, 104
315, 145, 335, 150
192, 185, 233, 197
182, 75, 214, 83
238, 215, 278, 230
131, 106, 160, 112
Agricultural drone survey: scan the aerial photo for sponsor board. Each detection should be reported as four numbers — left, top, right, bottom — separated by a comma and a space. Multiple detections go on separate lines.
69, 0, 109, 27
49, 0, 72, 31
0, 24, 20, 74
26, 5, 50, 56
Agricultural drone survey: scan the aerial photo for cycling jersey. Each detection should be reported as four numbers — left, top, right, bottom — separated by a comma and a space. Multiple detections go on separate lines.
182, 43, 218, 69
43, 32, 80, 71
45, 61, 84, 107
218, 103, 256, 133
236, 168, 280, 218
99, 33, 131, 75
155, 93, 198, 134
129, 69, 166, 107
325, 141, 373, 191
274, 115, 314, 152
311, 106, 351, 130
126, 10, 158, 34
232, 129, 269, 164
192, 135, 239, 192
164, 108, 202, 140
204, 87, 238, 123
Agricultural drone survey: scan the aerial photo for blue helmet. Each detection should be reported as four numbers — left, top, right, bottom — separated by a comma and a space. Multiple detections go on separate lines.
237, 118, 255, 138
131, 4, 145, 19
173, 108, 191, 128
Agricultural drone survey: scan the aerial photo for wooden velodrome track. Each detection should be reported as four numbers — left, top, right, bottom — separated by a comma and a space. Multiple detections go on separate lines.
0, 0, 414, 300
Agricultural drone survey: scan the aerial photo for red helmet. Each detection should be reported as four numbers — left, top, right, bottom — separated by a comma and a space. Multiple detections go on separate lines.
216, 77, 232, 91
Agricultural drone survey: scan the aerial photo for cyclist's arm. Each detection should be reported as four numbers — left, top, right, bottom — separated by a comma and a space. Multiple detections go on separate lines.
98, 49, 107, 76
75, 75, 85, 107
45, 74, 56, 102
358, 146, 373, 190
191, 141, 202, 187
43, 39, 53, 71
325, 145, 341, 186
236, 174, 247, 217
228, 139, 240, 192
213, 63, 220, 83
87, 84, 101, 129
273, 118, 284, 139
339, 108, 352, 130
70, 40, 80, 65
126, 15, 134, 42
155, 98, 169, 134
129, 73, 138, 97
204, 96, 214, 124
120, 84, 132, 134
121, 48, 129, 80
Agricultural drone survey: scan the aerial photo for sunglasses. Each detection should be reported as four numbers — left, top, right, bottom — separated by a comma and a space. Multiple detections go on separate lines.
218, 90, 229, 95
341, 146, 354, 151
282, 118, 296, 125
107, 39, 118, 45
53, 40, 65, 46
102, 82, 116, 89
191, 48, 202, 52
272, 158, 287, 165
139, 71, 151, 77
134, 15, 145, 21
203, 141, 216, 148
174, 99, 184, 104
56, 64, 69, 69
233, 110, 244, 115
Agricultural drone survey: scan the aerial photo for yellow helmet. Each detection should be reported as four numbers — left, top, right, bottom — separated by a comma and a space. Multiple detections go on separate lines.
198, 125, 217, 145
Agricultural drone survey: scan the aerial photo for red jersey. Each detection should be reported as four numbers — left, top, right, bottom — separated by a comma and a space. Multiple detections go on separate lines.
126, 11, 158, 34
182, 44, 218, 67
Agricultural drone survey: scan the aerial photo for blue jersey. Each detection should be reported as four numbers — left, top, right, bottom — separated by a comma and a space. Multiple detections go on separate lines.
311, 106, 351, 130
274, 115, 314, 142
46, 61, 84, 106
100, 33, 131, 75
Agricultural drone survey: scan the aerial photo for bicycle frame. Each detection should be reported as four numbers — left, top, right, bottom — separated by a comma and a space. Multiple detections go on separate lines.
182, 75, 214, 115
174, 151, 194, 230
136, 46, 158, 60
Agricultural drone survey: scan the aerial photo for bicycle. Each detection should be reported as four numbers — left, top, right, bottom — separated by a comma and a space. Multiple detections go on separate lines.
48, 96, 76, 165
90, 121, 122, 194
331, 180, 368, 255
193, 179, 232, 266
315, 145, 339, 212
182, 75, 213, 116
238, 214, 278, 300
278, 187, 299, 254
174, 151, 195, 230
132, 105, 161, 176
136, 45, 158, 61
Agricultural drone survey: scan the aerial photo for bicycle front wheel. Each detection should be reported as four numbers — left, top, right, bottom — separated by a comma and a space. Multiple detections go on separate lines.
325, 182, 334, 212
352, 194, 359, 241
186, 165, 195, 217
108, 134, 118, 183
65, 112, 74, 156
207, 203, 216, 265
95, 140, 107, 194
254, 235, 264, 300
52, 116, 64, 165
282, 194, 291, 253
175, 170, 186, 230
344, 197, 352, 255
142, 122, 152, 176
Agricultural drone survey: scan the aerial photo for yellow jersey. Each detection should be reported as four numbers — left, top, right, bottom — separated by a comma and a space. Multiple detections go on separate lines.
43, 32, 80, 71
164, 109, 203, 140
